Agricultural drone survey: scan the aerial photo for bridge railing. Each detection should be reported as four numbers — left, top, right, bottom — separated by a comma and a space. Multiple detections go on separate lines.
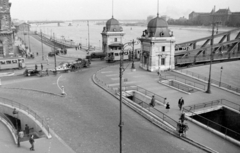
176, 52, 240, 65
177, 69, 240, 94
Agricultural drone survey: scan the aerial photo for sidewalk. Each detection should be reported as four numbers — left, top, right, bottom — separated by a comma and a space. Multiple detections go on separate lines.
96, 62, 240, 153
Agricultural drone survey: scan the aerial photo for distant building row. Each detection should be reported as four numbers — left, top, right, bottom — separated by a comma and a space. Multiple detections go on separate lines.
189, 6, 240, 26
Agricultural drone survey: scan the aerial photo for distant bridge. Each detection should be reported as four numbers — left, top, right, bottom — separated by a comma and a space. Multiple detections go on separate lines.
174, 28, 240, 67
28, 21, 65, 24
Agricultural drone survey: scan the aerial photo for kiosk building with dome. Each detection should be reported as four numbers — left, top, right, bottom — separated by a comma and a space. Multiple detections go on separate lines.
139, 13, 175, 72
101, 16, 129, 62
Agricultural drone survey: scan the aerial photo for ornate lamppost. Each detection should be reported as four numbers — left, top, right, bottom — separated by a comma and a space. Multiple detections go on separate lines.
129, 39, 140, 71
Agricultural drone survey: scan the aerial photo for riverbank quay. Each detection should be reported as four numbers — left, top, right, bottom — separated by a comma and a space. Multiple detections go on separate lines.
94, 62, 240, 153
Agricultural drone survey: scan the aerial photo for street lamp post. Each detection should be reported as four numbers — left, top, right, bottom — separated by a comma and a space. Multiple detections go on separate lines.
99, 40, 100, 49
87, 21, 90, 51
219, 66, 223, 87
206, 22, 216, 94
28, 29, 31, 52
41, 30, 44, 60
119, 41, 135, 153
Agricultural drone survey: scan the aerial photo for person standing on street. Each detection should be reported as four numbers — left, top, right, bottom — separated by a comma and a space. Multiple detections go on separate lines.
35, 64, 38, 71
41, 63, 43, 71
178, 97, 184, 111
149, 95, 156, 107
166, 102, 170, 113
29, 135, 35, 151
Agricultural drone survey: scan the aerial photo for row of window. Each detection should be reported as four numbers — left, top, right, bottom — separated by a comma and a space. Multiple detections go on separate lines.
0, 59, 24, 65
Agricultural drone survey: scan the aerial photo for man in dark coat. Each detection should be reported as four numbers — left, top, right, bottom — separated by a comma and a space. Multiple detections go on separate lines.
149, 95, 155, 107
178, 97, 184, 111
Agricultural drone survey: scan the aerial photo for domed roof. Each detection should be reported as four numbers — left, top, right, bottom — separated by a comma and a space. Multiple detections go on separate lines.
147, 15, 168, 29
105, 16, 123, 32
146, 14, 171, 37
106, 17, 120, 26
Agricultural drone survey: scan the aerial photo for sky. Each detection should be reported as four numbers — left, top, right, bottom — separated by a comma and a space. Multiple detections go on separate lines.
9, 0, 240, 21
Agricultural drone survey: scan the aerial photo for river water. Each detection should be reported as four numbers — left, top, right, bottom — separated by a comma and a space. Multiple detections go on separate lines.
31, 22, 237, 49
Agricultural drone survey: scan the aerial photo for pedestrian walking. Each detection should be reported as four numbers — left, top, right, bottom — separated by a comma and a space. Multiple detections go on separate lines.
41, 63, 43, 71
179, 113, 185, 123
177, 120, 184, 137
178, 97, 184, 111
36, 52, 38, 56
35, 64, 38, 70
46, 68, 49, 76
165, 102, 170, 113
29, 135, 35, 151
149, 95, 155, 107
25, 124, 30, 137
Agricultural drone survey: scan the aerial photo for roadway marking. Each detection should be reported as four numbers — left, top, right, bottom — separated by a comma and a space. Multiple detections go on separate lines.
101, 71, 113, 74
57, 75, 67, 96
105, 74, 118, 77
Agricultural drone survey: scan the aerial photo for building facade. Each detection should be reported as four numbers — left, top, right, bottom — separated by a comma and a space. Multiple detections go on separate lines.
189, 7, 240, 26
15, 23, 30, 33
139, 14, 175, 72
0, 0, 14, 57
101, 16, 126, 62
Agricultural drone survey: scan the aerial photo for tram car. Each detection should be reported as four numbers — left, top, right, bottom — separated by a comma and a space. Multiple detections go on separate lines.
0, 57, 25, 70
105, 49, 141, 62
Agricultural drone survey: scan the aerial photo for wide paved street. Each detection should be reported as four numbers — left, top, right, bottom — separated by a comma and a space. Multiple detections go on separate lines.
0, 58, 206, 153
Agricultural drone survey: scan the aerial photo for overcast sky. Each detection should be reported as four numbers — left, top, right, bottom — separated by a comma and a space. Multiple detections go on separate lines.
10, 0, 240, 21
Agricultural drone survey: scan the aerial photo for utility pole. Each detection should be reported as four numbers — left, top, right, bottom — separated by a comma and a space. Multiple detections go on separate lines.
87, 20, 90, 51
28, 28, 31, 52
119, 47, 123, 153
206, 22, 215, 93
41, 30, 44, 60
53, 33, 57, 72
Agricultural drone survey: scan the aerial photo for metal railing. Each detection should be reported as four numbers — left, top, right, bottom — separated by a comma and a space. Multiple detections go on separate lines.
160, 75, 206, 91
183, 99, 240, 113
0, 112, 18, 143
94, 69, 179, 129
120, 85, 167, 104
183, 103, 240, 141
0, 97, 50, 136
177, 69, 240, 93
175, 52, 240, 65
131, 96, 178, 129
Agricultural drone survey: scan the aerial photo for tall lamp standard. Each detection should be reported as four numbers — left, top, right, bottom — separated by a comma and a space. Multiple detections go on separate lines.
219, 66, 223, 87
41, 30, 44, 60
119, 41, 135, 153
28, 28, 31, 52
87, 20, 90, 51
206, 21, 217, 94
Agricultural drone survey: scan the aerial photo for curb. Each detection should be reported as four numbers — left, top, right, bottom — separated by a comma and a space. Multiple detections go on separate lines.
0, 86, 64, 97
92, 66, 218, 153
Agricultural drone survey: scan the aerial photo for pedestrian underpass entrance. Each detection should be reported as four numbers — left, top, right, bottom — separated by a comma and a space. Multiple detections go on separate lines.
183, 99, 240, 146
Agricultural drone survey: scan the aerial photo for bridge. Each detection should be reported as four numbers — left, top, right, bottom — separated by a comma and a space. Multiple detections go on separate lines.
28, 20, 65, 24
174, 28, 240, 67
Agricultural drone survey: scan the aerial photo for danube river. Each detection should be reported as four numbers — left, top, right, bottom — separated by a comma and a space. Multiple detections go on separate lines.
31, 22, 237, 49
